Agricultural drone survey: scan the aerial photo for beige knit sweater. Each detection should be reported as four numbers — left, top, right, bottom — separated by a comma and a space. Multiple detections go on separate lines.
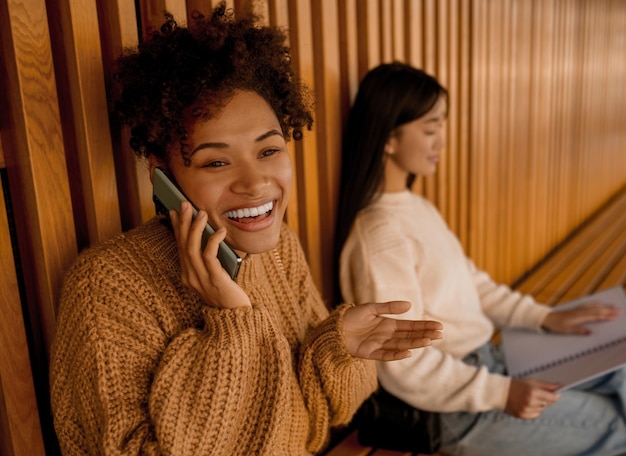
50, 219, 377, 455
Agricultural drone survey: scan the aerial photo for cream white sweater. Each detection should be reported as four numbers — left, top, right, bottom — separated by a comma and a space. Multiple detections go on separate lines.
340, 191, 551, 413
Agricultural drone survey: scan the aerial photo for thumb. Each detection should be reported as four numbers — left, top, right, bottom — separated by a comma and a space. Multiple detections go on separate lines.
530, 379, 562, 392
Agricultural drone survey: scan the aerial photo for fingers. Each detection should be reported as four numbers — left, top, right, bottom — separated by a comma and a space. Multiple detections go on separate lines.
578, 302, 621, 321
524, 392, 559, 419
374, 335, 440, 361
507, 378, 561, 419
378, 349, 413, 362
368, 301, 444, 333
543, 302, 621, 334
371, 300, 412, 315
394, 318, 444, 332
369, 327, 443, 362
527, 378, 562, 392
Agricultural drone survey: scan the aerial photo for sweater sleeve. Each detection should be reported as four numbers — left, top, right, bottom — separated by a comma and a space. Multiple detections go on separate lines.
279, 226, 378, 452
468, 259, 552, 330
149, 305, 302, 455
340, 219, 511, 413
51, 253, 167, 455
299, 303, 378, 451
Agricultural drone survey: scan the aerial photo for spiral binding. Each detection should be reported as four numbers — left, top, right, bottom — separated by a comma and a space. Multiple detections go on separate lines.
514, 336, 626, 378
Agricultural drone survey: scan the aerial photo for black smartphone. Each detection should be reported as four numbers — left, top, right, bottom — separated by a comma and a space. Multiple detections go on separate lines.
152, 167, 242, 280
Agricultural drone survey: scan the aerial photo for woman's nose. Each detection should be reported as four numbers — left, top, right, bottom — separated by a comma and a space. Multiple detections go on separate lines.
230, 163, 270, 195
436, 131, 446, 150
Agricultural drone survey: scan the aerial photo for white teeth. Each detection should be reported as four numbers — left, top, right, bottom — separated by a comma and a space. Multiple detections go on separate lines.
226, 201, 273, 219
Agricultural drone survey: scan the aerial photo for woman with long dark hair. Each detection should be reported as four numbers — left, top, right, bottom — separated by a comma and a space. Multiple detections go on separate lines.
336, 62, 626, 455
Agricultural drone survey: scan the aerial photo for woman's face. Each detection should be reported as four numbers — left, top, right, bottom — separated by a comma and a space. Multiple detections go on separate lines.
165, 90, 292, 256
383, 95, 447, 191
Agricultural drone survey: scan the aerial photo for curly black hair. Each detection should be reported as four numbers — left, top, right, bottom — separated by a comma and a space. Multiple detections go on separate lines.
110, 2, 314, 165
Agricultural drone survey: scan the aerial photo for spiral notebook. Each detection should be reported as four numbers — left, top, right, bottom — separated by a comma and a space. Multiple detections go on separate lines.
501, 286, 626, 392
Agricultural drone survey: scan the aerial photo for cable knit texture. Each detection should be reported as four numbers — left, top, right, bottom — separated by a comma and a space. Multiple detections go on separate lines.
50, 219, 377, 455
340, 191, 551, 413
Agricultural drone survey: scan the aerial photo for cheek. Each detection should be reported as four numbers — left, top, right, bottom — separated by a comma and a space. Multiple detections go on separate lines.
276, 157, 293, 197
182, 177, 222, 213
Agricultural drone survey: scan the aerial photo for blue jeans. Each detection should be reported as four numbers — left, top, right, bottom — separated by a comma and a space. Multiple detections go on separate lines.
438, 343, 626, 456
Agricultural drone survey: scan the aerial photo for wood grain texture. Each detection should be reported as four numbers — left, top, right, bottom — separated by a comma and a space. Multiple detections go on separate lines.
1, 0, 77, 353
0, 177, 46, 456
48, 0, 122, 250
1, 0, 625, 453
98, 0, 626, 306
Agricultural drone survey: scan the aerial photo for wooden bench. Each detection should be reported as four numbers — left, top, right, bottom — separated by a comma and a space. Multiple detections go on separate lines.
512, 186, 626, 303
324, 186, 626, 456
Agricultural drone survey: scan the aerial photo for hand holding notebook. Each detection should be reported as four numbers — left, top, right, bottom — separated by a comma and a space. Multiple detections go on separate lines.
501, 286, 626, 392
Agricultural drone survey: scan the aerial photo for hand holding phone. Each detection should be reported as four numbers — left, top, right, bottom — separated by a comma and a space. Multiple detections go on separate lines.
153, 167, 242, 280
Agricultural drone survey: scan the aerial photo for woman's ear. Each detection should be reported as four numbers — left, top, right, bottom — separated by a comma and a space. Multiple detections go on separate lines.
384, 136, 396, 155
147, 155, 167, 184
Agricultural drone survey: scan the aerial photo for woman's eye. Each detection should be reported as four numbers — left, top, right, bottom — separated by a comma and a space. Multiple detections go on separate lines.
203, 160, 227, 168
259, 148, 281, 158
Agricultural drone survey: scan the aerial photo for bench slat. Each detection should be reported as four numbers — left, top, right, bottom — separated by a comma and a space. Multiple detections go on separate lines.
557, 230, 626, 302
515, 189, 626, 299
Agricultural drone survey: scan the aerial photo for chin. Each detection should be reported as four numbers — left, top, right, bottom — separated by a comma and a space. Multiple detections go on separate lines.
229, 230, 281, 256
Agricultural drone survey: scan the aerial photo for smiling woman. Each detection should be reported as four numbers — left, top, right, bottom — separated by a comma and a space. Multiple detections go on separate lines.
47, 4, 443, 456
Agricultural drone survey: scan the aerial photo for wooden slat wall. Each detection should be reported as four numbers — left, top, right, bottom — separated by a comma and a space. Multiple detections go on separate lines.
0, 0, 624, 453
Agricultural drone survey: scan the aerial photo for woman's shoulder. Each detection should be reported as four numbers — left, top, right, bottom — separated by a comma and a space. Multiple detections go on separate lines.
355, 192, 420, 231
361, 192, 444, 225
67, 218, 176, 281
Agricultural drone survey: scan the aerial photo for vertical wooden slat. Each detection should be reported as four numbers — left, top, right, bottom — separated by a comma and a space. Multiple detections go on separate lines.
457, 0, 471, 249
443, 0, 459, 237
266, 0, 289, 27
509, 0, 533, 275
468, 0, 488, 266
498, 0, 512, 281
405, 0, 424, 68
287, 0, 323, 290
0, 0, 79, 453
421, 0, 437, 201
380, 0, 393, 62
47, 0, 122, 250
0, 175, 46, 456
356, 0, 381, 78
96, 0, 154, 228
390, 0, 405, 61
1, 0, 77, 360
339, 0, 360, 103
138, 0, 187, 35
435, 0, 448, 218
311, 0, 343, 302
270, 1, 303, 239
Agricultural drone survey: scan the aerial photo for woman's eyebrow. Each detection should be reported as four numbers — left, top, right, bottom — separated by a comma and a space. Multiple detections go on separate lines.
191, 129, 284, 155
256, 129, 284, 142
424, 116, 442, 124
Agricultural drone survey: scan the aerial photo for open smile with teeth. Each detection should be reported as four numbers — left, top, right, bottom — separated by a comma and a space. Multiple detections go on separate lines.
225, 201, 274, 221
